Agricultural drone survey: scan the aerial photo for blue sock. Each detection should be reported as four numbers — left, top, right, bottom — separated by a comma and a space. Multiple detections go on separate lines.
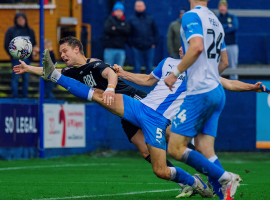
170, 167, 195, 186
208, 156, 224, 199
57, 75, 91, 100
183, 149, 225, 180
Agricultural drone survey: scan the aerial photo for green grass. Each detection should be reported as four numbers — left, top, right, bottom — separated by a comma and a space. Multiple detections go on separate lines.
0, 152, 269, 200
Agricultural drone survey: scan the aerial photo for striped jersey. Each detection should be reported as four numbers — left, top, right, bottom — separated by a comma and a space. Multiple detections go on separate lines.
141, 57, 186, 121
180, 6, 226, 95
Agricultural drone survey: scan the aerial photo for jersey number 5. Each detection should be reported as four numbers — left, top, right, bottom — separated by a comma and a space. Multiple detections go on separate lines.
207, 29, 223, 62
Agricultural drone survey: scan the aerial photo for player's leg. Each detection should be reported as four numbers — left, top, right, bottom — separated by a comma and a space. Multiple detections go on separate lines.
168, 87, 226, 179
166, 125, 196, 150
195, 85, 226, 199
127, 123, 194, 196
195, 133, 223, 198
147, 142, 213, 198
169, 84, 242, 199
137, 104, 213, 198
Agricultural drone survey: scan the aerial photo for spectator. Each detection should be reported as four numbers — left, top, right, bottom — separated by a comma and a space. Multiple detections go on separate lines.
103, 1, 130, 67
218, 0, 239, 80
167, 8, 186, 59
44, 39, 56, 100
4, 13, 39, 98
128, 0, 159, 74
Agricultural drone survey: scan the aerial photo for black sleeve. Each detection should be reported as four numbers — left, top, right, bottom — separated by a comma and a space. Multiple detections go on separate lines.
61, 67, 76, 79
94, 61, 113, 76
4, 28, 13, 55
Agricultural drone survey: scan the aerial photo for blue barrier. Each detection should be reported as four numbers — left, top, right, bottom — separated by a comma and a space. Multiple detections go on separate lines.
0, 80, 269, 160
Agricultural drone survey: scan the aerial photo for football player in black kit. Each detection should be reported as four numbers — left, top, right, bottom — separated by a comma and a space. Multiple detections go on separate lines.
13, 36, 186, 181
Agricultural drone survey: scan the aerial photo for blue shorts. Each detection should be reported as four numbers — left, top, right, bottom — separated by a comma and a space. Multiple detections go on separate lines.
122, 95, 170, 150
171, 84, 225, 138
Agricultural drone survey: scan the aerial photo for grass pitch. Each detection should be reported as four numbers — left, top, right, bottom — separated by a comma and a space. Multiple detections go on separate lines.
0, 152, 269, 200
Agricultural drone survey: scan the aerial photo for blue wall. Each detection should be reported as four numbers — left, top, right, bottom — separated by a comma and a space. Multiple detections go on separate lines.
82, 0, 270, 65
1, 80, 269, 160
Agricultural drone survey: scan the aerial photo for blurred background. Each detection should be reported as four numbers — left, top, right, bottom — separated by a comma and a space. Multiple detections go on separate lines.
0, 0, 269, 160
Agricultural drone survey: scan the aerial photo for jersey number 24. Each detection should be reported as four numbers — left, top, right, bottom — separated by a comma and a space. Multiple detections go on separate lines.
207, 29, 223, 63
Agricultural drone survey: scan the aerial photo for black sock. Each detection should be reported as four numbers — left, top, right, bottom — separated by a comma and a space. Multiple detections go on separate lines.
188, 142, 196, 150
144, 155, 151, 163
166, 159, 174, 167
144, 154, 175, 167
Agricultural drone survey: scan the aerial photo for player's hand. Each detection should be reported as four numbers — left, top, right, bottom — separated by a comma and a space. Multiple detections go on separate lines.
103, 90, 115, 106
113, 64, 124, 77
164, 73, 177, 91
13, 60, 28, 74
253, 82, 270, 94
179, 47, 184, 59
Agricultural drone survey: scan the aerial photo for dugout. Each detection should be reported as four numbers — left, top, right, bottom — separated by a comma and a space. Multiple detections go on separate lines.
0, 0, 91, 61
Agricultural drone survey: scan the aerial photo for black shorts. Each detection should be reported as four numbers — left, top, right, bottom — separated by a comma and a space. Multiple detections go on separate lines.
121, 89, 148, 142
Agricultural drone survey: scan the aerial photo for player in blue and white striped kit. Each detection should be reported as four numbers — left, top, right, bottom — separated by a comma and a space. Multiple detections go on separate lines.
164, 0, 241, 200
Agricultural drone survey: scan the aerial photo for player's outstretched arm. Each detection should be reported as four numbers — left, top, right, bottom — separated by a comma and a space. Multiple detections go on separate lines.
218, 51, 229, 74
13, 60, 61, 76
101, 67, 118, 105
220, 77, 269, 93
113, 64, 158, 86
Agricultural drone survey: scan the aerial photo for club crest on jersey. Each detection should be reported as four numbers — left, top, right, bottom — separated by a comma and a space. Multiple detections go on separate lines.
94, 62, 101, 68
83, 71, 97, 87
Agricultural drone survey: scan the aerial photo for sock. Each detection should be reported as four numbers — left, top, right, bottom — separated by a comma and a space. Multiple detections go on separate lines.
208, 155, 224, 199
187, 142, 196, 150
56, 74, 93, 100
144, 155, 151, 163
169, 167, 195, 187
145, 155, 184, 188
50, 69, 61, 83
182, 148, 225, 180
166, 159, 174, 167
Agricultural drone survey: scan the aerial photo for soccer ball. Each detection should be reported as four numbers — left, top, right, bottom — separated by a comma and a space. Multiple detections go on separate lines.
9, 36, 32, 60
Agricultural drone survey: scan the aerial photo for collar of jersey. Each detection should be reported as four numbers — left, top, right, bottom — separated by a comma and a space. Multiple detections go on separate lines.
194, 5, 208, 10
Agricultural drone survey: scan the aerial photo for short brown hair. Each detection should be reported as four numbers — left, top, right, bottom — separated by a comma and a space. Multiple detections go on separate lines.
59, 36, 84, 56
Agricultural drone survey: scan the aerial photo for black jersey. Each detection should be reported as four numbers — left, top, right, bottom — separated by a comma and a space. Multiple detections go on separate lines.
61, 59, 139, 97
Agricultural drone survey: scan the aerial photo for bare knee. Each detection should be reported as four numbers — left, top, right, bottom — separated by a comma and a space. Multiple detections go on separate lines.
196, 143, 215, 159
153, 168, 169, 180
140, 151, 150, 159
168, 145, 186, 161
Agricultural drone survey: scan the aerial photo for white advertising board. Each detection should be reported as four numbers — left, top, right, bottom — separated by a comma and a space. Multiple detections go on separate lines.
44, 104, 85, 148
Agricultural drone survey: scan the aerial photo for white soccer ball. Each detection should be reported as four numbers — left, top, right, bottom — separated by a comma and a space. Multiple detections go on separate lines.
9, 36, 32, 60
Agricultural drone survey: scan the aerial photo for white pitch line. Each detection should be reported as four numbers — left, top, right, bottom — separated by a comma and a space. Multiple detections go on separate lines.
4, 181, 171, 185
0, 163, 118, 171
32, 189, 179, 200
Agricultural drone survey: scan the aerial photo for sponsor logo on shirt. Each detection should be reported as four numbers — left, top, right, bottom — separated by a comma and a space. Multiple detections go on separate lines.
187, 22, 199, 27
94, 62, 101, 68
165, 72, 185, 81
83, 71, 97, 87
